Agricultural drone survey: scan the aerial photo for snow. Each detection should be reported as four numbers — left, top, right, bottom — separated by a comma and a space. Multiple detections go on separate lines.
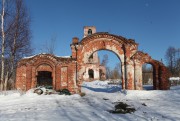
23, 54, 38, 59
169, 77, 180, 81
23, 53, 71, 59
56, 55, 71, 58
0, 81, 180, 121
81, 80, 121, 93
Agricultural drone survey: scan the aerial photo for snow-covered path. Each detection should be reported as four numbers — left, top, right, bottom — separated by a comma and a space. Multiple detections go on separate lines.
0, 81, 180, 121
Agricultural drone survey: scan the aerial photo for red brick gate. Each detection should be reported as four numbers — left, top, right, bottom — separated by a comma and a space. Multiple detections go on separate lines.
16, 26, 170, 93
71, 27, 170, 90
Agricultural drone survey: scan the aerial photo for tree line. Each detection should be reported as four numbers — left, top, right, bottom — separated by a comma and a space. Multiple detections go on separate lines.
165, 46, 180, 77
0, 0, 32, 91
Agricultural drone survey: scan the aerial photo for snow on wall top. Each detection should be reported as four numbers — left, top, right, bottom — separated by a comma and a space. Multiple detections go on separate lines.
23, 53, 71, 59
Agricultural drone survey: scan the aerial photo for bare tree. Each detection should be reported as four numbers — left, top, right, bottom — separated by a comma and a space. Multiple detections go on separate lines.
0, 0, 5, 91
6, 0, 32, 90
176, 58, 180, 76
101, 54, 111, 79
9, 0, 31, 73
42, 35, 57, 54
0, 0, 32, 90
101, 54, 108, 66
114, 63, 121, 79
165, 46, 180, 76
165, 46, 176, 75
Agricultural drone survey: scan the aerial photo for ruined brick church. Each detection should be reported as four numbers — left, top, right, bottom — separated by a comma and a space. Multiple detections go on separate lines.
16, 26, 170, 93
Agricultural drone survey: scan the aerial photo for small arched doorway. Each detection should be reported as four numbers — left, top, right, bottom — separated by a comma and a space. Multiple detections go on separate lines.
37, 71, 52, 87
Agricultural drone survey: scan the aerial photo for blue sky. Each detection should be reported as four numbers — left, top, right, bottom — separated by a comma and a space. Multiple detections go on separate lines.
25, 0, 180, 67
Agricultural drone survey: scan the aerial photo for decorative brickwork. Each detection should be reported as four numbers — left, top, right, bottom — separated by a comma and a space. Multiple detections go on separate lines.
16, 26, 170, 93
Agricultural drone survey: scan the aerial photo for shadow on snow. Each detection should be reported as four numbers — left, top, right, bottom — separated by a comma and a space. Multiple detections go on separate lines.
82, 84, 154, 92
81, 85, 122, 93
143, 85, 153, 90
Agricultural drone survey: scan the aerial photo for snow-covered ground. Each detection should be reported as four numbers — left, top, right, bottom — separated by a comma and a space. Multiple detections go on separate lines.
0, 80, 180, 121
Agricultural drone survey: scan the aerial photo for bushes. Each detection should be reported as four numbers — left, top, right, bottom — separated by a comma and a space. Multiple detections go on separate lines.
79, 92, 86, 97
108, 102, 136, 114
57, 89, 71, 95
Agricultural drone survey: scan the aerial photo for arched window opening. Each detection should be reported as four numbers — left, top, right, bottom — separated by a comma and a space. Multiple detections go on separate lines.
88, 69, 94, 79
37, 71, 52, 87
142, 63, 153, 90
88, 29, 92, 35
88, 54, 93, 63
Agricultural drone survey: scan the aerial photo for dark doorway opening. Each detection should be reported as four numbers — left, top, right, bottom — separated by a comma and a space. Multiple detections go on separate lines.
37, 71, 52, 87
88, 69, 94, 79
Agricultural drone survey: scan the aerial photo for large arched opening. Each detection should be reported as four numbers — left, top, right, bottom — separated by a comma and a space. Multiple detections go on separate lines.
97, 50, 122, 84
82, 49, 123, 84
81, 49, 123, 92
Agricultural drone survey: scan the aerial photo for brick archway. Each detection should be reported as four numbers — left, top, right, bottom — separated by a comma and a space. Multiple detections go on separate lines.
29, 56, 57, 89
71, 33, 170, 90
132, 51, 170, 90
73, 33, 139, 89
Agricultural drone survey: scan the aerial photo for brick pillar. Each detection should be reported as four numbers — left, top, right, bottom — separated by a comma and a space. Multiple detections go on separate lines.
159, 66, 170, 90
153, 66, 159, 90
26, 66, 32, 90
71, 37, 79, 59
121, 63, 125, 89
55, 65, 61, 90
126, 61, 135, 90
134, 62, 143, 90
31, 67, 36, 88
16, 65, 27, 91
